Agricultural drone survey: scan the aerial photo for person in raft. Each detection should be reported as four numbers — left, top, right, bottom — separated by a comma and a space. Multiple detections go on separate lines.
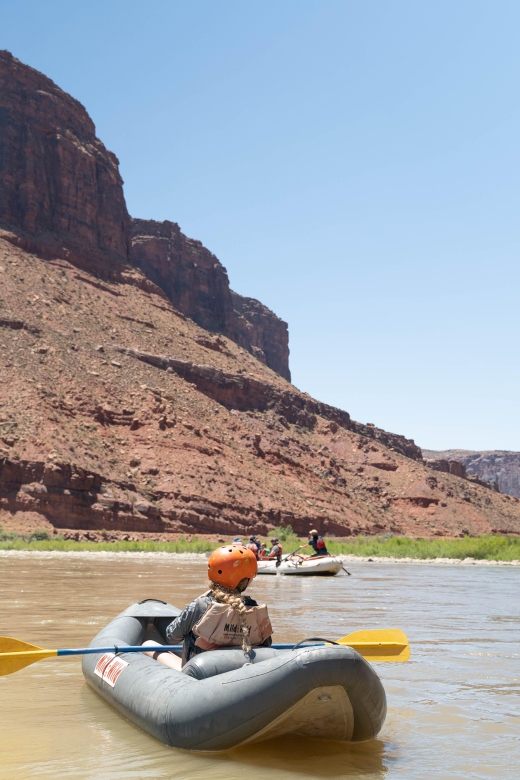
267, 537, 283, 562
306, 529, 329, 556
143, 545, 272, 671
245, 535, 260, 558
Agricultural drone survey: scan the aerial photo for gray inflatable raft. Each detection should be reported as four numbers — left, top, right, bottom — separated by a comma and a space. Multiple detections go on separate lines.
82, 599, 387, 751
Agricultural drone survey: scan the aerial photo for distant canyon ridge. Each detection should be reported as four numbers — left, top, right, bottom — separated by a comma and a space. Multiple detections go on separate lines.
423, 451, 520, 500
1, 49, 520, 541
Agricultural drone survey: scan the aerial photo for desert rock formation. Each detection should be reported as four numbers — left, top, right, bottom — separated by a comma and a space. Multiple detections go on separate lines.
0, 50, 289, 379
130, 219, 290, 379
1, 51, 520, 540
0, 51, 130, 275
424, 450, 520, 499
231, 292, 290, 380
2, 235, 520, 540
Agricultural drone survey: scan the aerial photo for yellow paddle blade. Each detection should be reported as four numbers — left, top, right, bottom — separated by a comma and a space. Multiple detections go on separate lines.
336, 628, 410, 663
0, 637, 57, 677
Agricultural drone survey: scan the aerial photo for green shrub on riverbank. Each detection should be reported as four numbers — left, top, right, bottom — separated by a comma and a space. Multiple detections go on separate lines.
0, 525, 518, 560
325, 534, 520, 561
268, 527, 519, 561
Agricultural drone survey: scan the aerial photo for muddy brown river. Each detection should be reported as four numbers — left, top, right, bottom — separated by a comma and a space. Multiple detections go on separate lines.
0, 553, 518, 779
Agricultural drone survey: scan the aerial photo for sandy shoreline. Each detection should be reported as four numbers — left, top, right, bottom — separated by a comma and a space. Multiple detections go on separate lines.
0, 550, 518, 566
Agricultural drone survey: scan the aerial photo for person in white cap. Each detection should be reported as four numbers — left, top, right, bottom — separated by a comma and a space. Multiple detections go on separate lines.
306, 529, 328, 556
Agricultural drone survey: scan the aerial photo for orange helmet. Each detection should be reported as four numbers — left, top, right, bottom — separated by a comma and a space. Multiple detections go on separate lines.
208, 545, 258, 590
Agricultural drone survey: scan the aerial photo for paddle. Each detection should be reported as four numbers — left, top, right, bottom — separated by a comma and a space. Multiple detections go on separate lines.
339, 629, 410, 662
0, 628, 409, 676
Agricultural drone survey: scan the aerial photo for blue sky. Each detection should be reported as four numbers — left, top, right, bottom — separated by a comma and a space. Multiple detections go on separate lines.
2, 1, 519, 451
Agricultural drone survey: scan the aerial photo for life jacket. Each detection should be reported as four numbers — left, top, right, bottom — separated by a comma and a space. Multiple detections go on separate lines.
245, 542, 259, 559
317, 536, 326, 549
269, 543, 283, 559
192, 602, 272, 651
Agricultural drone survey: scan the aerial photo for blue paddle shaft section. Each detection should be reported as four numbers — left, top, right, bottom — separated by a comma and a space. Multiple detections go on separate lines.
57, 646, 174, 656
57, 642, 324, 656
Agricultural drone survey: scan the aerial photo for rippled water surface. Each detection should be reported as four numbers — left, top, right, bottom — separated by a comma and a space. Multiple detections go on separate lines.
0, 553, 518, 779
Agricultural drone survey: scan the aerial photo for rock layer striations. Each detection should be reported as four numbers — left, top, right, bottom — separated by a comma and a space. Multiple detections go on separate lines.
2, 238, 519, 541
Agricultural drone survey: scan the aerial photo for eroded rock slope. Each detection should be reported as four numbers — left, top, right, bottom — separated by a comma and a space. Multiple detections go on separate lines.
2, 241, 520, 540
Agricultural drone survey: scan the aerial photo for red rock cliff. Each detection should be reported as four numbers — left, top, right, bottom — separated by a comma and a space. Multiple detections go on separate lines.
0, 52, 291, 378
231, 292, 290, 381
131, 218, 291, 380
0, 50, 131, 273
130, 219, 236, 336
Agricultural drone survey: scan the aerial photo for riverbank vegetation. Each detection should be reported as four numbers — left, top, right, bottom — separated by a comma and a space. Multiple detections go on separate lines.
0, 526, 519, 560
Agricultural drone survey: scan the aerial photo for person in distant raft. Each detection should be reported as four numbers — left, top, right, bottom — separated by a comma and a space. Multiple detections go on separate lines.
267, 537, 283, 562
143, 545, 272, 670
306, 529, 329, 556
245, 535, 260, 559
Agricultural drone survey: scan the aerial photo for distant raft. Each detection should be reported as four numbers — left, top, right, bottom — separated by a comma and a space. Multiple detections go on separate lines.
257, 555, 344, 575
82, 600, 387, 752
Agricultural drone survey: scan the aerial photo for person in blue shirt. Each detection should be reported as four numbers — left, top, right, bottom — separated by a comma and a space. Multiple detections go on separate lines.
306, 529, 329, 556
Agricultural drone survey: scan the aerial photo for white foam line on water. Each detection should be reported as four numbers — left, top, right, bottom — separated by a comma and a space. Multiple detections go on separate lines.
0, 550, 518, 565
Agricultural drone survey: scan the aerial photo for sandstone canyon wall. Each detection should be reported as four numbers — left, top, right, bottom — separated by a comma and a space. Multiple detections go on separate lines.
4, 237, 520, 542
3, 51, 520, 540
0, 50, 290, 379
130, 219, 290, 380
231, 292, 290, 380
0, 50, 130, 275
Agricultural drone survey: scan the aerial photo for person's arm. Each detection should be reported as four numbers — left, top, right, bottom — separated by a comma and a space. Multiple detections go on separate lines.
164, 597, 208, 644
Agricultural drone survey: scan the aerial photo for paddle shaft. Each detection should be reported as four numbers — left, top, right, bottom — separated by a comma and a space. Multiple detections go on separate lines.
0, 643, 325, 661
59, 643, 326, 655
276, 545, 304, 566
57, 640, 406, 654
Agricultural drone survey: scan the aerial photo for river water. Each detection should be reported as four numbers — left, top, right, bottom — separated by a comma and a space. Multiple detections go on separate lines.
0, 553, 518, 779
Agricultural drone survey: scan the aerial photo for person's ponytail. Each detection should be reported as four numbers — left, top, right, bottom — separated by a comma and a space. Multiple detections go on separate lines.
209, 581, 251, 653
